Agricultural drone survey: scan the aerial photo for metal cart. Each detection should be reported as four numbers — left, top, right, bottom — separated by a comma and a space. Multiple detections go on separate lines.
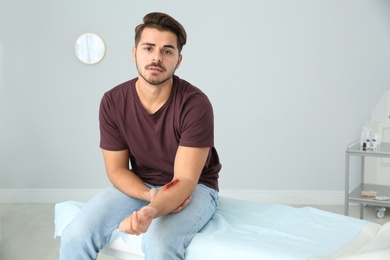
345, 141, 390, 219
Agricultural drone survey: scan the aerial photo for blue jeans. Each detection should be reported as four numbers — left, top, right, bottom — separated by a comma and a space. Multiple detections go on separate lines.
60, 184, 218, 260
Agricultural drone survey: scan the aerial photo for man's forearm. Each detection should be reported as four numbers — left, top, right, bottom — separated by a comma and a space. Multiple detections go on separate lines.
148, 178, 196, 217
118, 178, 196, 235
107, 168, 151, 201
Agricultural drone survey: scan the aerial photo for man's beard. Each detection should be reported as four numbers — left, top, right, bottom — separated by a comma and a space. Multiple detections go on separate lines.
137, 62, 176, 86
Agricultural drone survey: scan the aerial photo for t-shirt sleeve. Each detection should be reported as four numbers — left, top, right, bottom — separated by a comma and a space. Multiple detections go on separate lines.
179, 93, 214, 148
99, 93, 128, 151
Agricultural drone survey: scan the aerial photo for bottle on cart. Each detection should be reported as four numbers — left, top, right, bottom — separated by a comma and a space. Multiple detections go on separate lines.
360, 127, 371, 150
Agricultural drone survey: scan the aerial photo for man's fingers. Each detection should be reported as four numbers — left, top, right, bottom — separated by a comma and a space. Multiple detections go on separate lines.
119, 212, 139, 235
182, 196, 191, 209
119, 206, 157, 235
119, 215, 133, 234
131, 211, 140, 234
172, 196, 192, 213
119, 219, 125, 232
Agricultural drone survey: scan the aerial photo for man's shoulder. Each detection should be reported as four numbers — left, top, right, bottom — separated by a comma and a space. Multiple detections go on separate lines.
174, 75, 207, 98
172, 76, 212, 115
104, 78, 136, 96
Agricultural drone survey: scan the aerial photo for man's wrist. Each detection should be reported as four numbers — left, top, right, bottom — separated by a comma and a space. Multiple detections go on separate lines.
148, 187, 158, 202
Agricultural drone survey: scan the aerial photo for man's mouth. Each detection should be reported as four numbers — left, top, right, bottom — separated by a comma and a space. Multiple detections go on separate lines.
148, 67, 163, 72
145, 63, 165, 72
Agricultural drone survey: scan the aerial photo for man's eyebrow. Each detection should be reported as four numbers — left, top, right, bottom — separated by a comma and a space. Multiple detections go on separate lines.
141, 42, 177, 50
163, 44, 176, 50
142, 42, 155, 47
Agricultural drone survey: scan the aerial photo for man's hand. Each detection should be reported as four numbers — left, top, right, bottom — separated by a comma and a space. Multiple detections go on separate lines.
149, 187, 191, 213
119, 206, 156, 235
119, 187, 193, 235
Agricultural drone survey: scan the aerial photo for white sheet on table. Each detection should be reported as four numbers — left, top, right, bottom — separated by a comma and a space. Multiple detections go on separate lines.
54, 201, 85, 238
185, 197, 371, 260
55, 197, 377, 260
317, 221, 390, 260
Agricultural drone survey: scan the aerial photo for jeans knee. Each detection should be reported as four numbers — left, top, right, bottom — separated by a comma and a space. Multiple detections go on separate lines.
142, 233, 185, 260
60, 224, 99, 260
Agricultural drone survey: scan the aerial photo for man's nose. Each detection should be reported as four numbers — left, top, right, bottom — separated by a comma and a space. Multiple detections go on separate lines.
152, 51, 162, 63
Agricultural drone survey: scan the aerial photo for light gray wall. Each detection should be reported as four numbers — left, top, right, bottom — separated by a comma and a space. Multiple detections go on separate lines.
1, 0, 389, 191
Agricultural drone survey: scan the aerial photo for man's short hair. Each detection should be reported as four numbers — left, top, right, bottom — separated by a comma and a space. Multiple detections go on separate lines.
135, 12, 187, 53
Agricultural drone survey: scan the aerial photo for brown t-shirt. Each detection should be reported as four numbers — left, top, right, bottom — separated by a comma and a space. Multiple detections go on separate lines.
99, 75, 221, 190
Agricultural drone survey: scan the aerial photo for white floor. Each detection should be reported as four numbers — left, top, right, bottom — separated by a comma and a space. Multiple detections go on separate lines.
0, 203, 389, 260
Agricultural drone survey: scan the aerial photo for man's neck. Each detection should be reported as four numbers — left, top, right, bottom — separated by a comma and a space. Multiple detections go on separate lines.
135, 77, 173, 114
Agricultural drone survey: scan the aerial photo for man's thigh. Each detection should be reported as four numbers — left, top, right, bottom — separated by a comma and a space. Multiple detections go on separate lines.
63, 186, 148, 242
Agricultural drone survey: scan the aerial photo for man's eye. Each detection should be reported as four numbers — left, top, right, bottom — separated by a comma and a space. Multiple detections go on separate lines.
144, 47, 152, 51
164, 50, 172, 55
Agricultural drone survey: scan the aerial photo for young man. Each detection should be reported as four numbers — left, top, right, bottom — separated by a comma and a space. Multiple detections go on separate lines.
60, 12, 221, 260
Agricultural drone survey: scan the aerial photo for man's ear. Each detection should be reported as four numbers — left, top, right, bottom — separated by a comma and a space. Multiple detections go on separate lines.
132, 46, 136, 61
176, 54, 183, 69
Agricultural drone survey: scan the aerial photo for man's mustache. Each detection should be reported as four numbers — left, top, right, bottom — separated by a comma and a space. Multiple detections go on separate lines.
145, 62, 166, 72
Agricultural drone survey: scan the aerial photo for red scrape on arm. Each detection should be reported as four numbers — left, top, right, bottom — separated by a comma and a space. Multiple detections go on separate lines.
163, 179, 180, 190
